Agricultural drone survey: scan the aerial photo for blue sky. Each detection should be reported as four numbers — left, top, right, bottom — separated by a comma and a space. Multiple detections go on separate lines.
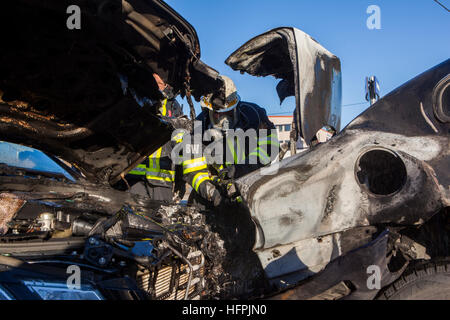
167, 0, 449, 128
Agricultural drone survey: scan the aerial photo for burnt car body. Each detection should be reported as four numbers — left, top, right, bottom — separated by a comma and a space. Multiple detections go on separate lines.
0, 0, 449, 300
229, 41, 450, 299
226, 28, 450, 299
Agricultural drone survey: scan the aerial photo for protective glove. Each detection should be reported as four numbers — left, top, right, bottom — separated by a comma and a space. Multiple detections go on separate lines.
219, 165, 236, 181
198, 180, 223, 207
225, 182, 244, 206
211, 188, 223, 207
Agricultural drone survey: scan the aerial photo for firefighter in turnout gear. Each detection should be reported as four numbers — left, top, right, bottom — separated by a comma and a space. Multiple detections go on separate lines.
178, 75, 279, 208
125, 74, 183, 201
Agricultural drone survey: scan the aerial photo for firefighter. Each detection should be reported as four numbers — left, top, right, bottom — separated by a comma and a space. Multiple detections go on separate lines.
179, 75, 279, 208
125, 75, 183, 201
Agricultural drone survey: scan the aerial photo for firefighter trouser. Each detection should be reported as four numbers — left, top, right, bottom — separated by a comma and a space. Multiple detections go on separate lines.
129, 181, 173, 201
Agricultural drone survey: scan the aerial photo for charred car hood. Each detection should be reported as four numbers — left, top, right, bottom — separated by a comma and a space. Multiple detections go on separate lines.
0, 0, 222, 185
226, 27, 342, 143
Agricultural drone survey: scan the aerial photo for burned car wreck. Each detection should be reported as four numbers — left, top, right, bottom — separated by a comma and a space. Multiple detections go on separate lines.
0, 0, 449, 300
0, 0, 231, 300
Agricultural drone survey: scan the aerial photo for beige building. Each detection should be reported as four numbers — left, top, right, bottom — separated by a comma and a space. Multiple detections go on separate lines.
269, 115, 293, 145
269, 114, 334, 147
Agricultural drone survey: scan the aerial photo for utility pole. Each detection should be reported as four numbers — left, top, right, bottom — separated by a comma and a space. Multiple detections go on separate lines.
365, 76, 380, 105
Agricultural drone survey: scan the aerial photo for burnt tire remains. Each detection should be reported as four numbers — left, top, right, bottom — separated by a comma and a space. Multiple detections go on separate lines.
378, 260, 450, 300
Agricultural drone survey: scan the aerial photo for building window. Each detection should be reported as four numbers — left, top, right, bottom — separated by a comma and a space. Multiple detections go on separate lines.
284, 124, 291, 132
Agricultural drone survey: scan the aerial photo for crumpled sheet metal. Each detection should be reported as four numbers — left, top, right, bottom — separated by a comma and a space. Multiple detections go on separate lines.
237, 60, 449, 252
235, 60, 449, 284
226, 27, 342, 143
267, 230, 404, 300
0, 193, 25, 234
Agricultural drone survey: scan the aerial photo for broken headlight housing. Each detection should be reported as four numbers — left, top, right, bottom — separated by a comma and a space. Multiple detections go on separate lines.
22, 280, 103, 300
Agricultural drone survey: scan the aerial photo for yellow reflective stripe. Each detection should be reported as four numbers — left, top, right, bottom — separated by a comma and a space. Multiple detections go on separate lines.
183, 157, 206, 165
134, 147, 174, 181
146, 175, 174, 182
227, 138, 245, 164
227, 139, 238, 164
129, 169, 146, 176
160, 99, 167, 116
239, 139, 246, 163
213, 164, 225, 175
182, 157, 208, 174
184, 164, 207, 174
146, 168, 175, 176
258, 147, 271, 161
258, 135, 280, 147
236, 138, 245, 163
149, 147, 162, 170
128, 164, 147, 176
146, 168, 175, 182
147, 168, 174, 174
258, 140, 280, 147
192, 172, 211, 192
250, 147, 271, 164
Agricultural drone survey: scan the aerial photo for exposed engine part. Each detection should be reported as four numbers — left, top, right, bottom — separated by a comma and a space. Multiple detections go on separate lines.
0, 191, 264, 299
5, 204, 91, 236
56, 211, 71, 224
155, 203, 267, 299
36, 213, 55, 232
136, 248, 205, 300
72, 218, 95, 236
63, 205, 210, 299
84, 236, 115, 268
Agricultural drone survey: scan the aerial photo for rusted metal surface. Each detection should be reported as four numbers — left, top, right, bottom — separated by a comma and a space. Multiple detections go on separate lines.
0, 193, 25, 235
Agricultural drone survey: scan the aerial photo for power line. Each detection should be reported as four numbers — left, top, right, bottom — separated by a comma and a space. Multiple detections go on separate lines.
269, 102, 368, 116
434, 0, 450, 11
342, 102, 369, 107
